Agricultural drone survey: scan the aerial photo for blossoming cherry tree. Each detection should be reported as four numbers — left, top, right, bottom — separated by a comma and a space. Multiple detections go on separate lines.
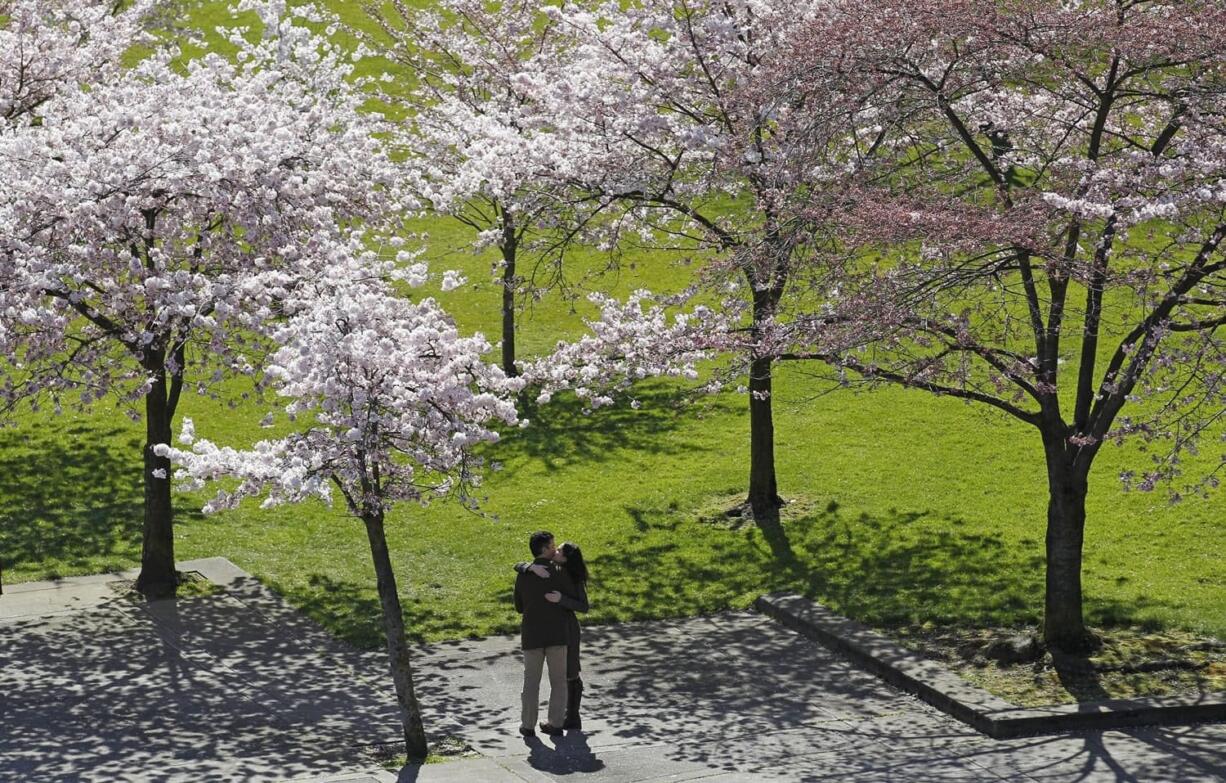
159, 262, 522, 760
0, 4, 404, 596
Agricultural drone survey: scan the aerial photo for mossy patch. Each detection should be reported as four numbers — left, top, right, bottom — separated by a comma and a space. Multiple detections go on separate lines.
891, 625, 1226, 707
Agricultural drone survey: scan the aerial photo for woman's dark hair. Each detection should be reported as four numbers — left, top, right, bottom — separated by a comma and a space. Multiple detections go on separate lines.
560, 542, 588, 585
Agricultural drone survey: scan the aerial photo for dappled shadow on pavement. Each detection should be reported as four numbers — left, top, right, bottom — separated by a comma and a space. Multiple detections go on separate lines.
1, 574, 421, 782
410, 609, 1226, 782
948, 723, 1226, 783
754, 707, 1226, 782
3, 569, 1224, 783
575, 627, 1224, 781
571, 612, 912, 778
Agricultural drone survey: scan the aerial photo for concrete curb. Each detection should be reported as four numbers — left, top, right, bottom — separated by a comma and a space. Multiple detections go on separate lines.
755, 592, 1226, 739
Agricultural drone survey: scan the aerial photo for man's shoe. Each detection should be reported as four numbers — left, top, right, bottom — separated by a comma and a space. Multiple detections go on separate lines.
538, 722, 564, 736
518, 726, 536, 737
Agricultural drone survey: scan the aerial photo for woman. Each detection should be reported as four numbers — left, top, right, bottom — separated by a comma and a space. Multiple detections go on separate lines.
517, 541, 589, 729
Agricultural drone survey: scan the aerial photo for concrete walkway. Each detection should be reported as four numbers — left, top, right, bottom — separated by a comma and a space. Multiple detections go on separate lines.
2, 557, 1224, 782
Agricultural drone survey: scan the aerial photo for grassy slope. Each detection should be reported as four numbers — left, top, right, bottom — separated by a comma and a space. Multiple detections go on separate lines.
0, 0, 1221, 648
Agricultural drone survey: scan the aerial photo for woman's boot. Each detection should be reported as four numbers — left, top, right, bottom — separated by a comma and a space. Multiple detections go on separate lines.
563, 677, 584, 730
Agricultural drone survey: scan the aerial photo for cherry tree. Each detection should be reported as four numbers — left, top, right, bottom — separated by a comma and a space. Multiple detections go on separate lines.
773, 0, 1226, 650
0, 3, 406, 596
518, 0, 876, 525
158, 258, 523, 760
363, 0, 606, 379
0, 0, 153, 127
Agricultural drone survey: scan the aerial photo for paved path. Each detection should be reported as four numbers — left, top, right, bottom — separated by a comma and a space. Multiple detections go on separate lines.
2, 558, 1223, 782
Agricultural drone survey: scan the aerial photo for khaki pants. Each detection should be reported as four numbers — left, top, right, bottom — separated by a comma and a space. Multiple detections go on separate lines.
521, 645, 567, 730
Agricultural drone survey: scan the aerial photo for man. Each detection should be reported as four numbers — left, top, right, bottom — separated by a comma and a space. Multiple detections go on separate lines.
514, 530, 570, 737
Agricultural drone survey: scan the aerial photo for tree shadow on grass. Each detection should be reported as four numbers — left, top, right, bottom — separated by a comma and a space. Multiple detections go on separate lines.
0, 425, 207, 583
271, 572, 509, 650
781, 502, 1047, 629
0, 425, 145, 581
498, 382, 737, 476
586, 499, 1158, 642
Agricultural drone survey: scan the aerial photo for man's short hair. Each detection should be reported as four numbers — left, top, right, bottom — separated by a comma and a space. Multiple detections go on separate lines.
529, 531, 554, 557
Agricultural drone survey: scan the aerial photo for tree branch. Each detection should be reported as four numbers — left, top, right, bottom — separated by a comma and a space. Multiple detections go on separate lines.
781, 351, 1041, 425
1088, 228, 1226, 439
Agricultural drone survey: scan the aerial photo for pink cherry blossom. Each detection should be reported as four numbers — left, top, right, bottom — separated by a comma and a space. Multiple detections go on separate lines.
364, 0, 607, 377
159, 259, 522, 518
520, 289, 744, 409
0, 0, 154, 125
158, 252, 522, 761
768, 0, 1226, 651
0, 1, 406, 596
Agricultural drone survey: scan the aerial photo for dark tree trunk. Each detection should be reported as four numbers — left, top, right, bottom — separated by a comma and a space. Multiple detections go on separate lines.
1041, 432, 1095, 652
746, 286, 784, 525
747, 354, 782, 523
500, 212, 518, 379
135, 365, 177, 598
362, 510, 429, 761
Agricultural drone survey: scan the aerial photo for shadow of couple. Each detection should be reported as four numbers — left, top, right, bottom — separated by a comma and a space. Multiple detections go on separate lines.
525, 729, 606, 774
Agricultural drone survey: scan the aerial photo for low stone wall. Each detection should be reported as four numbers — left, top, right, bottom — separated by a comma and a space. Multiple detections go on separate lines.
755, 592, 1226, 739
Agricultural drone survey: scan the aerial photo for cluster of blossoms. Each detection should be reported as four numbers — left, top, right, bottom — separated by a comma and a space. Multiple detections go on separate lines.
0, 0, 155, 123
365, 0, 614, 378
158, 252, 524, 517
521, 290, 744, 409
383, 0, 579, 215
0, 1, 404, 410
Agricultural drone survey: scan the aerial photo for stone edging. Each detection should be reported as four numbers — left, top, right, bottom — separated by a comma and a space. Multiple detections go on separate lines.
754, 592, 1226, 739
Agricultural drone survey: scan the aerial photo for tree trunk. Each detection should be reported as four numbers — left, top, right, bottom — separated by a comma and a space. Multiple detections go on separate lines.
1041, 437, 1095, 652
135, 367, 177, 598
362, 510, 429, 761
746, 283, 784, 525
747, 354, 782, 524
500, 212, 518, 379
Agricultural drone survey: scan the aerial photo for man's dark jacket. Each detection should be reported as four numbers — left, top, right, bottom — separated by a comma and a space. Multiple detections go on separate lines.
514, 557, 569, 649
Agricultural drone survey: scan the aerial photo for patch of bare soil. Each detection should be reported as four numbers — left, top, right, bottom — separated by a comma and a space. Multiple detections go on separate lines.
368, 735, 480, 769
106, 570, 220, 601
694, 492, 820, 531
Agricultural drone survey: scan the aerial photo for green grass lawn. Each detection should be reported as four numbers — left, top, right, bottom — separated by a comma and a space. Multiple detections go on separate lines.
4, 348, 1222, 648
1, 0, 1222, 650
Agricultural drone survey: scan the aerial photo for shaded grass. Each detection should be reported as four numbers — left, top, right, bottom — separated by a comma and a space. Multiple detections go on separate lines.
896, 625, 1226, 707
0, 425, 145, 580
